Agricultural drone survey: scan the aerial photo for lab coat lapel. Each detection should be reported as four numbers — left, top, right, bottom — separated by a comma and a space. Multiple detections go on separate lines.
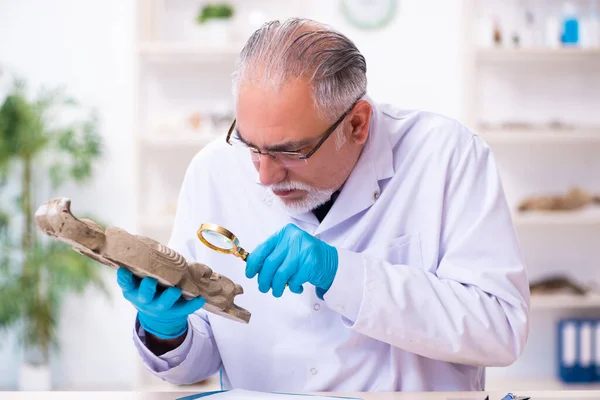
314, 104, 394, 236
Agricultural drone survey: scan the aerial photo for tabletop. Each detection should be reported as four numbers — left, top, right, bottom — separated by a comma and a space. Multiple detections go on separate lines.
2, 390, 600, 400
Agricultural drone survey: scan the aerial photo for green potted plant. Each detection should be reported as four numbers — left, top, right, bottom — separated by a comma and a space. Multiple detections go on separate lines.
196, 3, 234, 23
0, 72, 109, 390
194, 3, 235, 46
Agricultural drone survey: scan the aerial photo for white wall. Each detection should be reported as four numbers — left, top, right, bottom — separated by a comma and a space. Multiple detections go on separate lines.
0, 0, 467, 390
303, 0, 466, 121
0, 0, 137, 390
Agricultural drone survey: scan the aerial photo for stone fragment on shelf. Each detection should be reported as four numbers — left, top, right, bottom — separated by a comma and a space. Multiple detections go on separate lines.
518, 187, 600, 212
529, 275, 589, 295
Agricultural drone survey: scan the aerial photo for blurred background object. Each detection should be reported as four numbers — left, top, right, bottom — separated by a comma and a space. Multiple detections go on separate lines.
339, 0, 397, 30
0, 71, 109, 391
0, 0, 599, 393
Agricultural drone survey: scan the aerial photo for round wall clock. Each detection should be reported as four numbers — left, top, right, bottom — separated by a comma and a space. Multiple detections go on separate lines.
340, 0, 397, 30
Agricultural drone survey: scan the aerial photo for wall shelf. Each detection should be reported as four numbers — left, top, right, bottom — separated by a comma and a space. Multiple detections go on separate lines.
476, 47, 600, 62
512, 209, 600, 227
139, 133, 219, 148
138, 41, 242, 63
531, 294, 600, 310
479, 128, 600, 144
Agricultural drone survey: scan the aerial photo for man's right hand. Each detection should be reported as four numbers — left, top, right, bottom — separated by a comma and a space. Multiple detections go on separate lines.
117, 267, 206, 340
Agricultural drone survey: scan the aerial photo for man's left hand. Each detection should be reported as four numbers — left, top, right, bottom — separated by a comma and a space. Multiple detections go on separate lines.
245, 223, 338, 298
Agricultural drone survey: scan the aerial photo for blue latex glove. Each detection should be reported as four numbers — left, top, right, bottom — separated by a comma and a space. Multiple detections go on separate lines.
117, 267, 206, 339
245, 223, 338, 299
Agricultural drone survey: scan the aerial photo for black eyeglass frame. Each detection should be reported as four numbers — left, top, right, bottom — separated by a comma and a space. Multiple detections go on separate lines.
225, 94, 364, 161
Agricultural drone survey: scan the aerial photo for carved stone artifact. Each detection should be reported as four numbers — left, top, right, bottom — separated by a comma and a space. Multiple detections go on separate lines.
34, 197, 251, 324
518, 187, 600, 212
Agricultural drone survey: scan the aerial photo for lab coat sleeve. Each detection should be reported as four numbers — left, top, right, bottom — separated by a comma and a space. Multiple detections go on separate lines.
132, 312, 222, 383
132, 154, 223, 384
324, 135, 530, 367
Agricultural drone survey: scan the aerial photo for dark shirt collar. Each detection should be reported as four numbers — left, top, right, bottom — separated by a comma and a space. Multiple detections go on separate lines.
312, 191, 340, 223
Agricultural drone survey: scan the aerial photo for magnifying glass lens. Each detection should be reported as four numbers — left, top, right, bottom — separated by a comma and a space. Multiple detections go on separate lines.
201, 229, 235, 251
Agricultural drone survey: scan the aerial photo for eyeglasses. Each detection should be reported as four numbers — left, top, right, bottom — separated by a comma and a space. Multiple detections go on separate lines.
225, 95, 363, 168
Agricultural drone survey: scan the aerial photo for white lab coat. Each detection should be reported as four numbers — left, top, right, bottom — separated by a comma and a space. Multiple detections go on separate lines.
132, 97, 530, 392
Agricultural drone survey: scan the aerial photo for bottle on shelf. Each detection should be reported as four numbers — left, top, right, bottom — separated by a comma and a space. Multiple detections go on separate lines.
545, 11, 562, 48
476, 12, 502, 48
561, 2, 580, 46
494, 17, 503, 47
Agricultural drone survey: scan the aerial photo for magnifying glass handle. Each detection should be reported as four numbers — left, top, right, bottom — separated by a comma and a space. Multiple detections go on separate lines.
235, 247, 249, 261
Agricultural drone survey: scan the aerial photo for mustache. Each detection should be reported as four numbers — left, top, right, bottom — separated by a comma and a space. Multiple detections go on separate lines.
267, 181, 314, 192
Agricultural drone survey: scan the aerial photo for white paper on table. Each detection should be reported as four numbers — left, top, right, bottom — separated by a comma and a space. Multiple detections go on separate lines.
196, 389, 362, 399
445, 397, 487, 400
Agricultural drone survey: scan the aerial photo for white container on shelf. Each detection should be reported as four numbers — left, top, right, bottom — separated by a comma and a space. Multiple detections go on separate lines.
581, 2, 600, 48
477, 15, 495, 48
545, 16, 562, 48
201, 19, 234, 47
181, 18, 234, 47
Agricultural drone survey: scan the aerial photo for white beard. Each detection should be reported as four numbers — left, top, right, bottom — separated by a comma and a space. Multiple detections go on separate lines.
263, 180, 335, 215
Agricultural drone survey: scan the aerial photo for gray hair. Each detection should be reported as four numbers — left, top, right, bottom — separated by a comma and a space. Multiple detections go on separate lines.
231, 18, 367, 147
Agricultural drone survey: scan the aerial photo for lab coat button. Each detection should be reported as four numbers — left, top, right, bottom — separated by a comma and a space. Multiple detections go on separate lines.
311, 368, 318, 375
313, 303, 320, 311
373, 191, 379, 200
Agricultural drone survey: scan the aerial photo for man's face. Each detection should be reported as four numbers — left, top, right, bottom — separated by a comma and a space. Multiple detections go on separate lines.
235, 79, 366, 214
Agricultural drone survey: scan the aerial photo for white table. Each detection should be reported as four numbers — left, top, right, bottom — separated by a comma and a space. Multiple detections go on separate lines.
2, 391, 600, 400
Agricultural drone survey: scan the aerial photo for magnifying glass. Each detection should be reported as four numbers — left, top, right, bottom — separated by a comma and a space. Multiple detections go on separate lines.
197, 223, 249, 261
197, 222, 291, 289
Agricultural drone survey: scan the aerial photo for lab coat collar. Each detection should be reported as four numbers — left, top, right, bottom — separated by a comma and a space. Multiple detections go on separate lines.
313, 96, 394, 235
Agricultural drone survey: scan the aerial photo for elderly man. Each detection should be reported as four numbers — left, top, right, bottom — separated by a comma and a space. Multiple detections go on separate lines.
118, 18, 529, 392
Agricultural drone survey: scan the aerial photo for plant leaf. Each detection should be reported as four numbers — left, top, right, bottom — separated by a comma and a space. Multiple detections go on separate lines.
0, 80, 48, 161
0, 72, 107, 359
0, 209, 9, 239
0, 277, 24, 329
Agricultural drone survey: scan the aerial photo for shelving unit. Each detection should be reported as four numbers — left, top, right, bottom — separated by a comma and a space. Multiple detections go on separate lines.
132, 0, 600, 392
133, 0, 305, 391
463, 0, 600, 389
